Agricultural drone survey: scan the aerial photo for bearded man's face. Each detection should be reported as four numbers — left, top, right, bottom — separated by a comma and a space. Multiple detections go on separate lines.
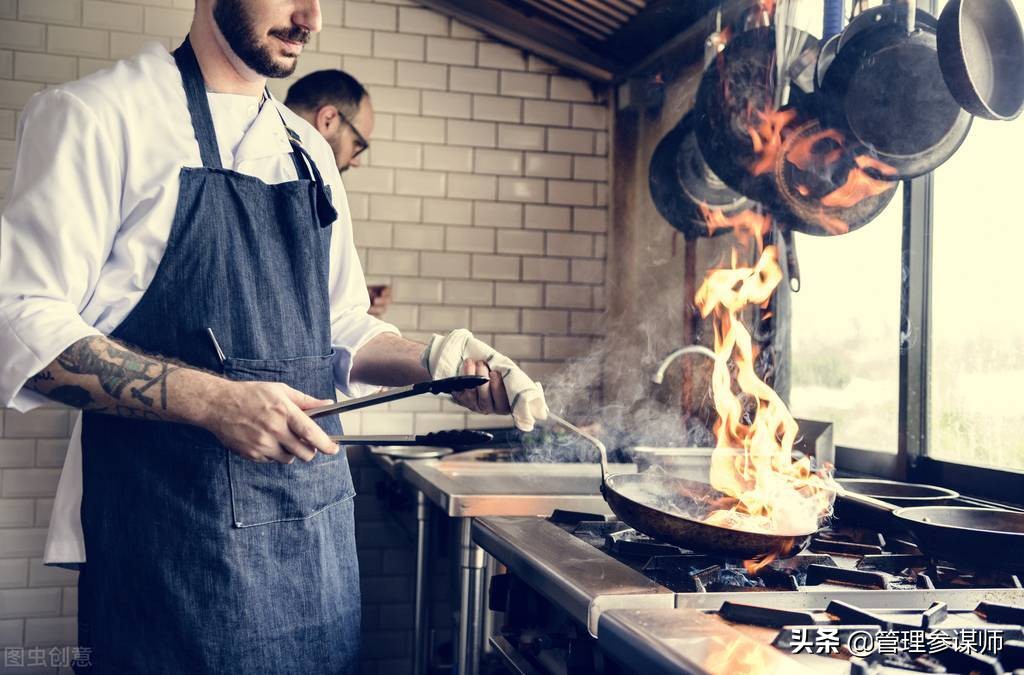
213, 0, 318, 78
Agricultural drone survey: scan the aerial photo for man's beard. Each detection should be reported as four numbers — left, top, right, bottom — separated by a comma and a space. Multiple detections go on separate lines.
213, 0, 309, 78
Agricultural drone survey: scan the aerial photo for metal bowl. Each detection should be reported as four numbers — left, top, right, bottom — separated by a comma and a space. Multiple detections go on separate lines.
371, 446, 453, 460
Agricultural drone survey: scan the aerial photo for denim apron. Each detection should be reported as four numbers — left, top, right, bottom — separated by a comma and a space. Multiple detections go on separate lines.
77, 38, 360, 674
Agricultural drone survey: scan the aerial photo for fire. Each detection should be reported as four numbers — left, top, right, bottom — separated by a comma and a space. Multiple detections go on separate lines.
704, 635, 772, 675
741, 107, 898, 237
820, 155, 899, 208
747, 108, 798, 176
700, 205, 771, 249
693, 212, 837, 568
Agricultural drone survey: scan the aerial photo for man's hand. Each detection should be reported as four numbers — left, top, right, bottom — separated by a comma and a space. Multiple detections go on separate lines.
24, 335, 339, 465
423, 329, 548, 431
450, 359, 511, 415
367, 284, 392, 318
203, 380, 340, 464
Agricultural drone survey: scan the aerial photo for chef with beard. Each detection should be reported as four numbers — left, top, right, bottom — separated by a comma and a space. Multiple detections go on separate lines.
0, 1, 548, 673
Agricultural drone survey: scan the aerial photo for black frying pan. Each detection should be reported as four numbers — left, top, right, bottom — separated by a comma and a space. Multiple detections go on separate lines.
695, 26, 819, 205
648, 112, 751, 240
836, 478, 959, 507
601, 472, 814, 559
838, 490, 1024, 572
552, 414, 817, 561
937, 0, 1024, 120
820, 0, 973, 178
694, 26, 894, 237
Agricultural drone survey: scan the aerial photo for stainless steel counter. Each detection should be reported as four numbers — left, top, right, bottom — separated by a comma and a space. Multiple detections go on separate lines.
472, 515, 675, 634
394, 459, 633, 675
597, 600, 1024, 675
473, 515, 1024, 675
400, 459, 633, 517
597, 608, 825, 675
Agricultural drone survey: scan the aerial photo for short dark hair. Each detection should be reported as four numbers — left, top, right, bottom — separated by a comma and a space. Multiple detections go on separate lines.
285, 70, 368, 120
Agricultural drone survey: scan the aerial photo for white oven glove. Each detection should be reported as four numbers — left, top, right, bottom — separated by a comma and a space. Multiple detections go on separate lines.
421, 328, 549, 432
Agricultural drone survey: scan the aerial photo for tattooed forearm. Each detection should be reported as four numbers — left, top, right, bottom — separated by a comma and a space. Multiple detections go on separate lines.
23, 335, 223, 425
55, 337, 180, 409
28, 370, 54, 384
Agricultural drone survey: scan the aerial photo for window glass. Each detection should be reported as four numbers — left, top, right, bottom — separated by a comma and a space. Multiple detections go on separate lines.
930, 20, 1024, 471
789, 188, 903, 452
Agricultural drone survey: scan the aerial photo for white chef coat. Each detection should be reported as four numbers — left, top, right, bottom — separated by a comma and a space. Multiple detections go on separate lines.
0, 42, 399, 566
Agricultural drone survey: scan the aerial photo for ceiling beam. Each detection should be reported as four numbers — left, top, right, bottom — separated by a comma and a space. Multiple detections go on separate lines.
414, 0, 622, 81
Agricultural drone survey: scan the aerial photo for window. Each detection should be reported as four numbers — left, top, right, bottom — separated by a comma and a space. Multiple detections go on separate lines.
789, 188, 903, 453
930, 70, 1024, 471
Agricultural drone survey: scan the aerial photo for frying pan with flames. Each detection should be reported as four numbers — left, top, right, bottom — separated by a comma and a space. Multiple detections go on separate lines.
557, 410, 1024, 570
550, 414, 818, 561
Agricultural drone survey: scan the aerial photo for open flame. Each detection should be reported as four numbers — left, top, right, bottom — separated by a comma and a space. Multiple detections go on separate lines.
693, 210, 837, 571
747, 108, 799, 176
741, 104, 899, 236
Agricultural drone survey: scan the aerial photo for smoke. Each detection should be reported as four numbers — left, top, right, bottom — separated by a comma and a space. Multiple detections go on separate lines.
521, 309, 719, 465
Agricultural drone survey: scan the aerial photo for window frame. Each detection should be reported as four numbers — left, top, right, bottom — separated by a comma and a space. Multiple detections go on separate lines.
832, 170, 1024, 502
825, 0, 1024, 502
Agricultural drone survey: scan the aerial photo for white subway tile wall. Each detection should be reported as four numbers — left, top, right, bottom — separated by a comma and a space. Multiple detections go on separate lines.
0, 0, 609, 671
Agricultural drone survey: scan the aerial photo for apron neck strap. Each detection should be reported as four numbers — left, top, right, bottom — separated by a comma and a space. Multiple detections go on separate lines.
172, 37, 223, 170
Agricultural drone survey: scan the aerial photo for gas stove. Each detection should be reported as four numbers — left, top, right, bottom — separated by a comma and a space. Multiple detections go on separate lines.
554, 509, 1023, 594
474, 510, 1024, 675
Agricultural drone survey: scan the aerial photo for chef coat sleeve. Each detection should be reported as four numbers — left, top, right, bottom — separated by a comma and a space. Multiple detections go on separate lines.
322, 163, 401, 398
0, 89, 115, 411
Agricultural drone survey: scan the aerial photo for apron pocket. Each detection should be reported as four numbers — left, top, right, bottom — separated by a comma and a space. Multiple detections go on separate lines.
221, 351, 356, 528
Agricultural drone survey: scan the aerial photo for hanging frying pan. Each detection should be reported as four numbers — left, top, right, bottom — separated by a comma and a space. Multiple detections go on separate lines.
649, 111, 752, 239
772, 119, 899, 236
837, 3, 939, 52
814, 33, 842, 91
820, 0, 973, 178
937, 0, 1024, 120
692, 23, 886, 237
695, 26, 819, 204
815, 3, 940, 89
838, 490, 1024, 572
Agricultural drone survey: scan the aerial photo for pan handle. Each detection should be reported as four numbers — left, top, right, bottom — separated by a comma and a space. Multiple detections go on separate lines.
831, 487, 899, 515
781, 227, 801, 293
546, 412, 610, 485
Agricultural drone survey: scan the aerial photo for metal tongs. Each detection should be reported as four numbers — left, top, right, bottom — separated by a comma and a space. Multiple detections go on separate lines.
308, 374, 495, 448
307, 375, 489, 419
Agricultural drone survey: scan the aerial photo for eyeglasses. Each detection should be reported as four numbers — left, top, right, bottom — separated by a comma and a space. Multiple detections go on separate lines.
335, 108, 369, 159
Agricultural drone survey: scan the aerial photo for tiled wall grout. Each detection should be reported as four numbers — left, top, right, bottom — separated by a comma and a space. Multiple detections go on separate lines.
0, 0, 609, 672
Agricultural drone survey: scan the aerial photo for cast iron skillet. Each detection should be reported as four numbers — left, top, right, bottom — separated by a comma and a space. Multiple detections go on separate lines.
937, 0, 1024, 120
649, 111, 752, 239
839, 490, 1024, 573
554, 414, 816, 561
695, 26, 895, 237
820, 1, 973, 178
695, 26, 819, 205
836, 478, 959, 507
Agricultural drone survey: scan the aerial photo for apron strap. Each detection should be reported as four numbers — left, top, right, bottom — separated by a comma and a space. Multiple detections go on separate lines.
266, 89, 339, 228
172, 37, 223, 170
